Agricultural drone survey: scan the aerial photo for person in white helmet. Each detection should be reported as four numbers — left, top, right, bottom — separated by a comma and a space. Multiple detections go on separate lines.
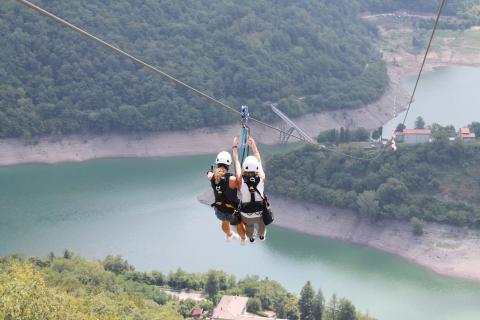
238, 137, 267, 242
208, 137, 246, 243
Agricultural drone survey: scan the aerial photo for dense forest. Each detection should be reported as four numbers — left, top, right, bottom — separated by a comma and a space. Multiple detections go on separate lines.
0, 0, 388, 139
361, 0, 480, 16
266, 138, 480, 229
0, 252, 375, 320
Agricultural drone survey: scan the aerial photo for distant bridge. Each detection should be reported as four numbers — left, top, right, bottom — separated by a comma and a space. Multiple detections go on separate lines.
270, 104, 317, 144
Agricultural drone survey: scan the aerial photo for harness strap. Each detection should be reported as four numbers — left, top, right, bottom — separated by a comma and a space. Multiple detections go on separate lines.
240, 105, 250, 165
211, 173, 238, 212
253, 185, 269, 207
240, 125, 250, 165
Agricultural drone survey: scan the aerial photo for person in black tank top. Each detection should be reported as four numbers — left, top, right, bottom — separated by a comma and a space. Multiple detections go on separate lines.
208, 137, 246, 243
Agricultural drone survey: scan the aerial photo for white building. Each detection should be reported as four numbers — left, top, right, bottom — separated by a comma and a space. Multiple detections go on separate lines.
394, 129, 431, 144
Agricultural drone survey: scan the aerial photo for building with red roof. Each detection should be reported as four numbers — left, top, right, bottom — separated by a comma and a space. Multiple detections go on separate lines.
460, 127, 476, 143
191, 308, 203, 319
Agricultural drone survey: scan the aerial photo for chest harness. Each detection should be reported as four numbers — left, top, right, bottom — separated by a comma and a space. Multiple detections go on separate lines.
240, 176, 267, 214
211, 173, 239, 214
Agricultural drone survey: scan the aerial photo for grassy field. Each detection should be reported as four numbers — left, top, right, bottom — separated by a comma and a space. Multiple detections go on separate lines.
366, 16, 480, 58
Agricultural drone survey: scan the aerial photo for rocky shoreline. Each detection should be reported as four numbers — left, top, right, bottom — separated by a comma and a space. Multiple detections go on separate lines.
0, 64, 407, 166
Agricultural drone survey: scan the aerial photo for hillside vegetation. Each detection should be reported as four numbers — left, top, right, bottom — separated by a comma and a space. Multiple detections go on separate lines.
0, 252, 375, 320
1, 0, 387, 139
266, 141, 480, 228
361, 0, 480, 17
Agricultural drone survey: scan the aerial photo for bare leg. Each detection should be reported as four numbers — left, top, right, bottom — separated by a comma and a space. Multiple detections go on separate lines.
222, 221, 232, 237
236, 223, 246, 240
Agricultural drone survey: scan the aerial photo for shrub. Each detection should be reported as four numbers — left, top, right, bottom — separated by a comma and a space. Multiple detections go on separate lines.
411, 217, 424, 236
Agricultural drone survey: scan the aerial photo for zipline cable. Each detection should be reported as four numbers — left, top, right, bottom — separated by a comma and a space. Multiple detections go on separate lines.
401, 0, 446, 126
15, 0, 310, 144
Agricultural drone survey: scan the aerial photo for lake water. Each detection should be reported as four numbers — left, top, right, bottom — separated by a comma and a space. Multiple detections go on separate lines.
2, 67, 480, 320
1, 154, 480, 320
383, 66, 480, 135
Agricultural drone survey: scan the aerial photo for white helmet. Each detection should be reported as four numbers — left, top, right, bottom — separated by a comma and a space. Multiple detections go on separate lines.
216, 151, 232, 166
242, 156, 260, 173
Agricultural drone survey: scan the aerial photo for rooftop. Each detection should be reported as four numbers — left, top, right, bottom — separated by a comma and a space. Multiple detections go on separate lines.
237, 316, 278, 320
460, 128, 476, 139
192, 309, 203, 316
212, 295, 249, 320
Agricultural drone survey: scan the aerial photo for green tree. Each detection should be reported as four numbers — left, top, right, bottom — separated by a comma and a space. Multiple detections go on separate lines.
102, 255, 134, 275
0, 262, 85, 320
468, 122, 480, 138
313, 289, 325, 320
351, 128, 370, 142
178, 299, 197, 318
285, 296, 301, 320
357, 191, 380, 220
430, 123, 456, 142
395, 123, 406, 132
47, 252, 56, 262
415, 116, 426, 129
376, 178, 408, 206
337, 299, 357, 320
299, 281, 316, 320
63, 249, 74, 260
410, 217, 424, 236
247, 297, 262, 313
150, 271, 166, 286
205, 271, 220, 301
325, 294, 339, 320
371, 127, 383, 140
318, 129, 339, 144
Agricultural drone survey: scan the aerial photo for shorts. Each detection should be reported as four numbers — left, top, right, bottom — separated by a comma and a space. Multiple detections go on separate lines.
214, 208, 232, 222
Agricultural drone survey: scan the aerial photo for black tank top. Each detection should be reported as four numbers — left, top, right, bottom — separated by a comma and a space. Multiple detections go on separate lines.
211, 173, 239, 213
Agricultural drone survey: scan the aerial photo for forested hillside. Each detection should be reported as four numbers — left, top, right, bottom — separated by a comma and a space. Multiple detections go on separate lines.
266, 141, 480, 228
361, 0, 480, 16
0, 0, 388, 139
0, 252, 375, 320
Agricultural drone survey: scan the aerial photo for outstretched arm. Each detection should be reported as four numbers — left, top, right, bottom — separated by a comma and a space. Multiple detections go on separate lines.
232, 136, 242, 188
207, 164, 213, 181
248, 137, 266, 181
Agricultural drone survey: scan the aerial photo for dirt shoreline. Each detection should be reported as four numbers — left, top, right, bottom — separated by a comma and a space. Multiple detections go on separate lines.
198, 190, 480, 282
0, 72, 406, 166
0, 53, 412, 166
